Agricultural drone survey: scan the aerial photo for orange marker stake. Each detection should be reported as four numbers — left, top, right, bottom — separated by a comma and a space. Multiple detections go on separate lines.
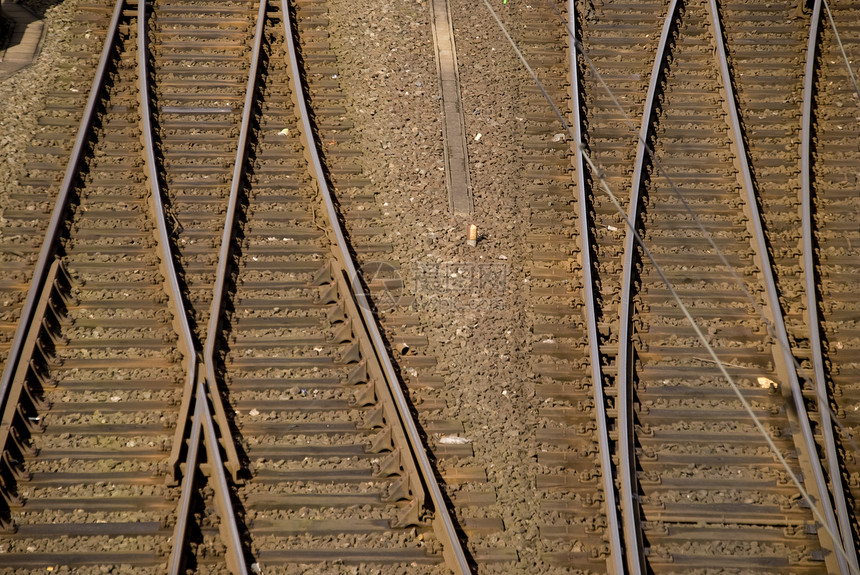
467, 224, 478, 247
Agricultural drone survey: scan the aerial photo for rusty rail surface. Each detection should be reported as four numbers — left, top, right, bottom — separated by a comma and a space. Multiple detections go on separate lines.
566, 0, 626, 573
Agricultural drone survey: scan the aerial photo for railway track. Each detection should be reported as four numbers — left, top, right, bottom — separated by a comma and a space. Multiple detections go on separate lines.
2, 0, 860, 572
0, 2, 183, 569
569, 0, 859, 571
802, 0, 860, 566
0, 0, 472, 572
516, 0, 860, 571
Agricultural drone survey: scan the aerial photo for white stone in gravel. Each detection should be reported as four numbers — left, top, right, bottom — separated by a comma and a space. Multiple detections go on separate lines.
757, 376, 777, 389
438, 435, 470, 445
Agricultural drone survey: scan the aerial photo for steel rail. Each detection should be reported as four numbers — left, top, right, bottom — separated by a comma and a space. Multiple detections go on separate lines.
801, 0, 860, 569
567, 0, 625, 573
136, 0, 200, 482
168, 0, 269, 567
614, 2, 681, 572
280, 1, 471, 572
137, 1, 247, 572
201, 0, 269, 484
198, 378, 248, 574
707, 1, 847, 572
0, 0, 126, 428
167, 381, 204, 575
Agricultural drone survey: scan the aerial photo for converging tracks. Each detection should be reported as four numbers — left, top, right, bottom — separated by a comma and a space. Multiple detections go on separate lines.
566, 0, 860, 572
0, 0, 471, 572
